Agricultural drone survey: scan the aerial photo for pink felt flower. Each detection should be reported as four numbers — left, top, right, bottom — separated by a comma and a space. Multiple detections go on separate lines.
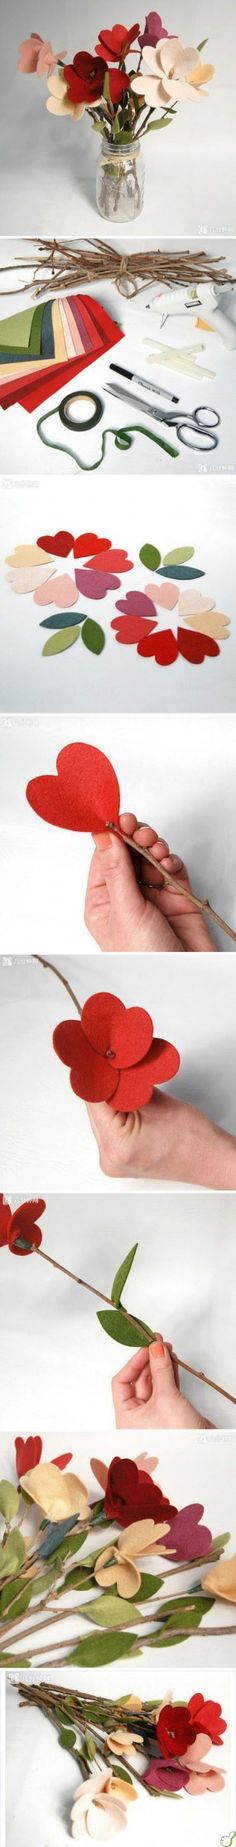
18, 35, 66, 76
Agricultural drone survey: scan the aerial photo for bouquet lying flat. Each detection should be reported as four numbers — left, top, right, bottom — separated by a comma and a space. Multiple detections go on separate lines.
16, 1678, 228, 1831
18, 16, 215, 145
0, 1440, 236, 1668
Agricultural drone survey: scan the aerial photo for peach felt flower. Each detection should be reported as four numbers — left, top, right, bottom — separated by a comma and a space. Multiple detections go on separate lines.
18, 36, 66, 76
132, 37, 215, 105
106, 1728, 143, 1760
94, 1516, 170, 1596
71, 1769, 137, 1838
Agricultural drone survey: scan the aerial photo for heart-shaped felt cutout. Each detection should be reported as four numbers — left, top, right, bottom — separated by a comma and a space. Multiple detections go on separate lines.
178, 591, 214, 618
115, 592, 156, 618
144, 581, 178, 610
75, 569, 120, 598
86, 549, 133, 574
6, 544, 53, 567
177, 626, 219, 663
111, 615, 157, 644
6, 565, 55, 593
26, 742, 120, 834
34, 574, 79, 609
82, 993, 153, 1068
37, 530, 74, 557
73, 534, 111, 559
164, 1502, 212, 1561
112, 1033, 180, 1109
138, 630, 179, 665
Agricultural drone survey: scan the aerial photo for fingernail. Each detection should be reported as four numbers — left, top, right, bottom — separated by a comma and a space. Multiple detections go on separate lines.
151, 1337, 165, 1358
93, 831, 112, 852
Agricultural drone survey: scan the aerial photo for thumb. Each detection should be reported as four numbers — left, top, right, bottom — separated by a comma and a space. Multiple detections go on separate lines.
148, 1338, 178, 1401
93, 829, 144, 921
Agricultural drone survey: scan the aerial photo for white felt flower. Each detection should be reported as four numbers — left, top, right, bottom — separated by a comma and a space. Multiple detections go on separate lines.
71, 1769, 136, 1838
46, 71, 85, 117
132, 37, 215, 106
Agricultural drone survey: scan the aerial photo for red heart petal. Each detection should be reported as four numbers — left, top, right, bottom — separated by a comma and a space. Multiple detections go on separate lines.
53, 1018, 118, 1102
109, 1033, 180, 1109
138, 630, 179, 665
12, 1198, 46, 1227
86, 551, 133, 574
37, 531, 74, 558
8, 1223, 43, 1253
15, 1436, 43, 1477
143, 1035, 181, 1083
0, 1195, 12, 1246
26, 744, 120, 834
111, 616, 157, 644
82, 993, 153, 1068
73, 534, 111, 559
177, 626, 219, 664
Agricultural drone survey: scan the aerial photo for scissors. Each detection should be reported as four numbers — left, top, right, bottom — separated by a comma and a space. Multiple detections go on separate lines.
105, 378, 220, 451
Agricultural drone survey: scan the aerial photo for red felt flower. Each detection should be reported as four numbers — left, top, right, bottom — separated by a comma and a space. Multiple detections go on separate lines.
95, 23, 140, 60
53, 991, 180, 1109
0, 1194, 12, 1248
156, 1704, 196, 1760
63, 51, 107, 104
188, 1695, 227, 1747
15, 1435, 43, 1477
1, 1197, 46, 1256
104, 1457, 177, 1526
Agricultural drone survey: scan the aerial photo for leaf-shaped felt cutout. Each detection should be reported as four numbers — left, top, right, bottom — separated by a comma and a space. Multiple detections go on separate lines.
0, 1579, 32, 1622
81, 619, 105, 654
86, 1593, 141, 1628
42, 628, 80, 656
68, 1630, 140, 1667
0, 1479, 19, 1522
131, 1570, 163, 1600
162, 547, 195, 566
57, 1565, 94, 1593
0, 1529, 26, 1578
59, 1727, 77, 1749
111, 1242, 138, 1307
40, 612, 83, 630
37, 1516, 84, 1560
97, 1309, 150, 1348
139, 544, 161, 570
158, 566, 205, 582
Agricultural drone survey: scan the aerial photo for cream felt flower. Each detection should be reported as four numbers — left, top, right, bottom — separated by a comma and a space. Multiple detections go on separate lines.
46, 71, 85, 117
20, 1461, 90, 1522
132, 37, 215, 106
203, 1553, 236, 1602
71, 1769, 136, 1837
94, 1517, 170, 1597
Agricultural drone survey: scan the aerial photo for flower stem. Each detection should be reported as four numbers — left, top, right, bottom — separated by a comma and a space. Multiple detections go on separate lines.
34, 953, 82, 1015
108, 827, 236, 946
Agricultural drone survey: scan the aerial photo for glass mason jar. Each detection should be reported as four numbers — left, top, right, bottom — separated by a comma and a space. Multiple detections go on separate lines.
96, 137, 145, 222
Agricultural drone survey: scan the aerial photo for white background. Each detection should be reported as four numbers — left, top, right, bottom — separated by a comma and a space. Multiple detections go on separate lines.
1, 1192, 236, 1429
0, 1428, 236, 1670
0, 952, 236, 1192
0, 1, 235, 235
0, 240, 236, 480
5, 1667, 236, 1847
1, 475, 235, 713
1, 712, 236, 953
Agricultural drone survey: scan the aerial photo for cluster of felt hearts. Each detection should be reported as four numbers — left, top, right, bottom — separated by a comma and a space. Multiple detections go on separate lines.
53, 991, 180, 1109
6, 530, 133, 659
111, 542, 230, 667
0, 1193, 45, 1254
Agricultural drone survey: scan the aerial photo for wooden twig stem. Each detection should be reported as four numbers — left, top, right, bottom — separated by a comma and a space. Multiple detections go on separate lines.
108, 826, 236, 945
34, 953, 82, 1014
35, 1247, 236, 1407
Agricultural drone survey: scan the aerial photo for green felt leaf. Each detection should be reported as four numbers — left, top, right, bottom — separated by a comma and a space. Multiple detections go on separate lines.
0, 1529, 26, 1579
103, 72, 111, 103
81, 619, 105, 655
0, 1480, 19, 1522
40, 613, 81, 631
211, 1531, 231, 1552
131, 1570, 163, 1601
114, 1766, 133, 1786
59, 1727, 77, 1750
57, 1566, 94, 1594
84, 1733, 97, 1760
31, 1566, 59, 1596
0, 1575, 33, 1620
0, 1653, 30, 1666
139, 543, 161, 570
42, 627, 80, 656
147, 1591, 214, 1646
97, 1308, 149, 1348
162, 547, 195, 566
146, 115, 172, 130
48, 1532, 86, 1566
197, 37, 208, 50
158, 566, 204, 582
68, 1630, 139, 1667
83, 1593, 141, 1629
111, 1242, 138, 1307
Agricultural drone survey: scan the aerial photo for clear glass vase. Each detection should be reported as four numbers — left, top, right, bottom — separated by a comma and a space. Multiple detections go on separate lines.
96, 138, 145, 223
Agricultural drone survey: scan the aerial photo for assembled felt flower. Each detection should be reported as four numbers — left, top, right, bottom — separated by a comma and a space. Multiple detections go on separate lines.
0, 1194, 46, 1254
104, 1456, 177, 1526
187, 1694, 227, 1746
203, 1553, 236, 1602
184, 1764, 225, 1795
95, 24, 140, 60
138, 12, 169, 48
47, 72, 86, 118
156, 1701, 197, 1758
19, 1461, 89, 1522
15, 1437, 72, 1476
71, 1769, 136, 1838
63, 52, 107, 105
132, 38, 215, 105
145, 1762, 189, 1791
6, 533, 133, 613
18, 34, 65, 75
106, 1728, 143, 1760
113, 583, 229, 666
94, 1516, 170, 1596
53, 992, 180, 1109
162, 1502, 213, 1562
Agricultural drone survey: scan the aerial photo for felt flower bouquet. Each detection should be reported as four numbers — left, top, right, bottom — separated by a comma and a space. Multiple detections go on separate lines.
15, 1679, 228, 1829
18, 17, 215, 221
0, 1438, 235, 1669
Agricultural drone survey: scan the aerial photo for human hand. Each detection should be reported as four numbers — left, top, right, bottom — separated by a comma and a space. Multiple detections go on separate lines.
112, 1338, 214, 1429
84, 813, 216, 953
86, 1094, 236, 1188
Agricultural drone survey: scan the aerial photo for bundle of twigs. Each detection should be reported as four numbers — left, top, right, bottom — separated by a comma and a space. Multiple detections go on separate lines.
0, 239, 234, 299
